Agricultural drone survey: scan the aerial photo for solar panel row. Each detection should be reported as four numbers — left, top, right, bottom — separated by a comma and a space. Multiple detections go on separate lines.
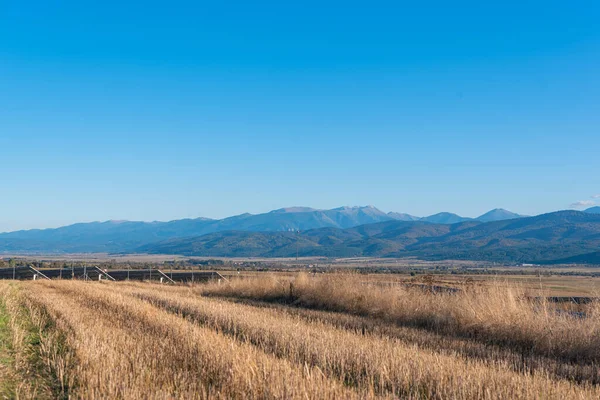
0, 267, 225, 283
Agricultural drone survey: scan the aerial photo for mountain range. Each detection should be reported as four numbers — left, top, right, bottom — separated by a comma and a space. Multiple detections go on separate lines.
138, 210, 600, 264
0, 206, 521, 252
2, 206, 600, 263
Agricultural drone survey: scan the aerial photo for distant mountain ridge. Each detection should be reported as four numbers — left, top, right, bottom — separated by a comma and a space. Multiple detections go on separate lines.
386, 212, 420, 221
0, 205, 529, 255
421, 212, 470, 224
476, 208, 525, 222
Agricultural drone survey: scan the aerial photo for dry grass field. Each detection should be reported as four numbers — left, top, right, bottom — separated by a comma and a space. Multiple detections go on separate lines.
220, 270, 600, 297
1, 274, 600, 399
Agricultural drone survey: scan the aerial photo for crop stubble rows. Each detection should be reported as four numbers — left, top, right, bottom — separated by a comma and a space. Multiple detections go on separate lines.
1, 276, 600, 399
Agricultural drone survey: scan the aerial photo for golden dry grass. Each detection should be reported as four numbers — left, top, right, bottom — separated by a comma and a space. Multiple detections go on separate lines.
119, 282, 600, 399
1, 275, 600, 399
201, 274, 600, 362
5, 281, 360, 399
147, 284, 600, 384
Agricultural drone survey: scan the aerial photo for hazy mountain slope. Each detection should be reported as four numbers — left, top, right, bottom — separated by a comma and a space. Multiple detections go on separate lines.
208, 211, 337, 232
421, 212, 471, 224
585, 206, 600, 214
476, 208, 523, 222
321, 206, 393, 227
269, 207, 318, 213
202, 206, 395, 232
387, 212, 420, 221
0, 219, 216, 251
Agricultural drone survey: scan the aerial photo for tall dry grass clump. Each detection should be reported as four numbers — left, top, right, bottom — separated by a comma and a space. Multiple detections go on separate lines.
202, 273, 600, 362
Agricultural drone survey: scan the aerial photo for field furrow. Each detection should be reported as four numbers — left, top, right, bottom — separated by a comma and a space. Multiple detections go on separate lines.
189, 292, 600, 385
135, 279, 600, 384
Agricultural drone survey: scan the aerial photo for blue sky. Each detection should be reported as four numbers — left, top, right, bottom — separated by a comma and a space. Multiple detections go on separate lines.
1, 1, 599, 231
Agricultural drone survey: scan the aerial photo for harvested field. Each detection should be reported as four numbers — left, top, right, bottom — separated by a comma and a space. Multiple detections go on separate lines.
1, 275, 600, 399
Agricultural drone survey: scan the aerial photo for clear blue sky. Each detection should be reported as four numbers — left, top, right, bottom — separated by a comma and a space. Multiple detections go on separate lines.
1, 1, 599, 232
